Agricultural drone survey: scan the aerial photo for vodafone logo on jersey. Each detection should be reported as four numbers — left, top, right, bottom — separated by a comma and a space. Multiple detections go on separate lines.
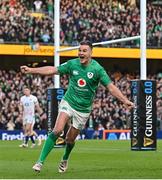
77, 78, 86, 87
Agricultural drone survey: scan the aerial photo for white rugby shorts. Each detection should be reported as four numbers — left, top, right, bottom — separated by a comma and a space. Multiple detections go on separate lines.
59, 99, 90, 130
23, 116, 35, 125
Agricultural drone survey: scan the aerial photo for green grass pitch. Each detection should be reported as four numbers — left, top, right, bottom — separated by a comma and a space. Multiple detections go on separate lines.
0, 140, 162, 179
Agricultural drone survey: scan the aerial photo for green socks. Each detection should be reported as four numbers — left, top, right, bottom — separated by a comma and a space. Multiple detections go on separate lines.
37, 132, 75, 163
38, 132, 58, 163
63, 143, 75, 161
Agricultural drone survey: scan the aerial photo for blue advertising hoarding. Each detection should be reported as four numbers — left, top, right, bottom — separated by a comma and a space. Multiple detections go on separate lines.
0, 129, 162, 140
0, 130, 47, 140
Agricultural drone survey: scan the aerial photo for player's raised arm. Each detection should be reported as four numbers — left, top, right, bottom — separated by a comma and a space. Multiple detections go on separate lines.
107, 82, 134, 110
20, 65, 58, 76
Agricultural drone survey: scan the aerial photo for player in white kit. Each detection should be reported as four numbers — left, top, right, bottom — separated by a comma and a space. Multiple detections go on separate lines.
19, 87, 43, 148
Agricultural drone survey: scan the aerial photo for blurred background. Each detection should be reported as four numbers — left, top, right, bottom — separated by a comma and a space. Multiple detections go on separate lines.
0, 0, 161, 139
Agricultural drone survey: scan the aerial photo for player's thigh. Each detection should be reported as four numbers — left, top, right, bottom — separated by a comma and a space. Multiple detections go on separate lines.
23, 120, 27, 132
65, 126, 80, 143
26, 117, 35, 133
72, 110, 90, 131
26, 123, 33, 134
23, 124, 28, 135
53, 99, 73, 134
53, 112, 70, 134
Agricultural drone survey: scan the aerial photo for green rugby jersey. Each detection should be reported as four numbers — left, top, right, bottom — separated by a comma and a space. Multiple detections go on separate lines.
57, 58, 111, 113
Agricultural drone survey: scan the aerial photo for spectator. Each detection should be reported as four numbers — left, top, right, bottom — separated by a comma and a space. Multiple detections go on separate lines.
41, 31, 51, 43
0, 70, 162, 130
0, 0, 162, 48
7, 119, 15, 130
33, 0, 43, 12
47, 0, 53, 18
0, 69, 52, 130
0, 29, 4, 43
0, 69, 161, 131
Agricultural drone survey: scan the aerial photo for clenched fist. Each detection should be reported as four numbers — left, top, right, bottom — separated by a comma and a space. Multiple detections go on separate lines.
20, 66, 32, 74
123, 100, 134, 110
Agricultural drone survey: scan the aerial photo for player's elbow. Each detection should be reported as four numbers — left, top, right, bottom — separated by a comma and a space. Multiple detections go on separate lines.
107, 82, 115, 94
45, 66, 57, 76
50, 67, 58, 75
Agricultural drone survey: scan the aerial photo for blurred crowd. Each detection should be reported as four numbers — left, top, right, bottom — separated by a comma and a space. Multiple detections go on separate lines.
0, 0, 162, 47
0, 70, 53, 130
0, 0, 161, 131
0, 70, 161, 131
0, 0, 54, 44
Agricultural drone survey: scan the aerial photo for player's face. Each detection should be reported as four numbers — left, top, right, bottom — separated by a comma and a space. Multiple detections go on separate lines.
78, 45, 92, 65
23, 88, 30, 96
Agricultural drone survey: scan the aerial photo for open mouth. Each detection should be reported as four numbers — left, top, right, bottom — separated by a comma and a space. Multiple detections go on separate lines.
79, 56, 84, 59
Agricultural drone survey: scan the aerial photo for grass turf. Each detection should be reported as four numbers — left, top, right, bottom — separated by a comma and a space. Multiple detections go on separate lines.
0, 140, 162, 179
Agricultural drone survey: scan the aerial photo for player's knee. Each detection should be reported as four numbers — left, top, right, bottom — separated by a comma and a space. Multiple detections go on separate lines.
26, 129, 31, 136
27, 129, 32, 134
26, 132, 31, 136
29, 132, 33, 136
53, 128, 63, 136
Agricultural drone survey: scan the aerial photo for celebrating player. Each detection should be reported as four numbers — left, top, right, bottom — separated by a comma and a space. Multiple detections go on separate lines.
20, 41, 134, 172
19, 87, 43, 148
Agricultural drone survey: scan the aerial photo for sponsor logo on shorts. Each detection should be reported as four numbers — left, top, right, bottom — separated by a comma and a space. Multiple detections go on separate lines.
77, 78, 86, 87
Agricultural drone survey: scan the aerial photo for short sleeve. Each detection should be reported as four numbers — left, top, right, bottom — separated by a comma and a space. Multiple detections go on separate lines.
57, 61, 70, 75
99, 67, 111, 86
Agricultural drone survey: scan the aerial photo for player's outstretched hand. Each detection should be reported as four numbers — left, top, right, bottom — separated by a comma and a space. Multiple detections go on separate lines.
20, 66, 32, 74
123, 100, 134, 110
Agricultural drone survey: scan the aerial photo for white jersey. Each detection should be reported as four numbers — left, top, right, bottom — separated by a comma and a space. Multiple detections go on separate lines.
20, 95, 38, 124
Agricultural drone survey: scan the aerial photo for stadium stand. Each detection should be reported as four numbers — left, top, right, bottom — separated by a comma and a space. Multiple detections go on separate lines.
0, 0, 54, 44
0, 70, 161, 131
0, 0, 162, 47
0, 0, 161, 131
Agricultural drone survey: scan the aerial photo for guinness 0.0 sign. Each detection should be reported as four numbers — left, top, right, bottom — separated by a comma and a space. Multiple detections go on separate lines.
131, 80, 157, 151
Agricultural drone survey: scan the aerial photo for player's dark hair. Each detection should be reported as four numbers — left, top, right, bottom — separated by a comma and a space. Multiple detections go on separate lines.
80, 40, 93, 49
